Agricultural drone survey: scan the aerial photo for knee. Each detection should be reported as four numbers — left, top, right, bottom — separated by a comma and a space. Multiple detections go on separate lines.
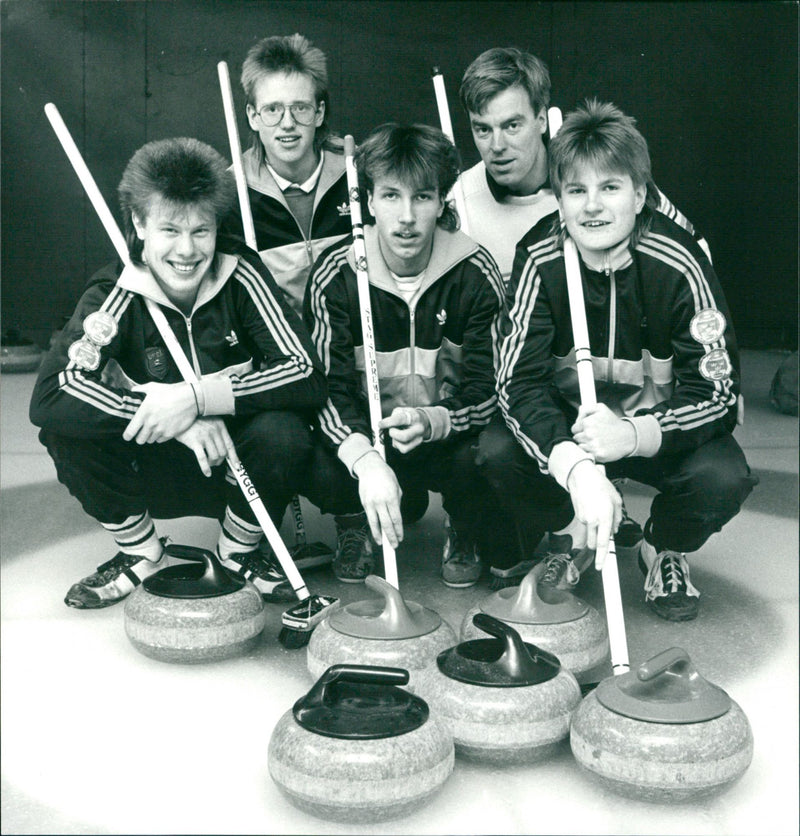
473, 419, 519, 479
689, 451, 757, 513
235, 411, 312, 460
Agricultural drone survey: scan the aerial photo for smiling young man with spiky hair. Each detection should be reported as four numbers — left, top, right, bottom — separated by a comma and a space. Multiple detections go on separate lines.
30, 137, 327, 609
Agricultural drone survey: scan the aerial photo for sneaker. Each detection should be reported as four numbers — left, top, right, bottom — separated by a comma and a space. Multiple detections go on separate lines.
613, 479, 644, 554
537, 533, 595, 591
638, 542, 700, 621
221, 549, 295, 602
64, 548, 167, 609
441, 518, 482, 588
332, 514, 375, 583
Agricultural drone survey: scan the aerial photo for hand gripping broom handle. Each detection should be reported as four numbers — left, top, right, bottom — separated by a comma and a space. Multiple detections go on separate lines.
343, 135, 399, 589
563, 237, 630, 674
44, 101, 311, 602
430, 68, 471, 237
217, 61, 312, 550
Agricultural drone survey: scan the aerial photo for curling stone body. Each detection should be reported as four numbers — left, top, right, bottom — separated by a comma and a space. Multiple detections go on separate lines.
124, 545, 266, 663
269, 665, 454, 823
1, 330, 43, 373
570, 648, 754, 801
307, 575, 456, 689
417, 614, 581, 764
461, 563, 609, 677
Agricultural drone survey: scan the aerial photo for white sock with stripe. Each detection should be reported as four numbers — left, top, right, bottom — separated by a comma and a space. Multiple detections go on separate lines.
101, 512, 163, 562
217, 507, 263, 562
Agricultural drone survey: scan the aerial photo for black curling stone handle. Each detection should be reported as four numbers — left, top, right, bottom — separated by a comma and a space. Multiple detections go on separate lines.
293, 664, 429, 740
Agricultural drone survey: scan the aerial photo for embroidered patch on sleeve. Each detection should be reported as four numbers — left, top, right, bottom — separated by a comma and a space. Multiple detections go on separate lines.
68, 338, 101, 371
699, 348, 732, 381
690, 308, 726, 344
82, 310, 118, 346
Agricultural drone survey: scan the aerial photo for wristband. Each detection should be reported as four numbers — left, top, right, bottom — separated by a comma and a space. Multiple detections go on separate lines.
189, 382, 200, 417
621, 417, 640, 457
565, 456, 595, 490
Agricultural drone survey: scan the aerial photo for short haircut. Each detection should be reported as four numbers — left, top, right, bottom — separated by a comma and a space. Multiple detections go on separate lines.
355, 123, 461, 231
548, 99, 660, 246
241, 33, 332, 160
460, 47, 551, 116
118, 137, 235, 264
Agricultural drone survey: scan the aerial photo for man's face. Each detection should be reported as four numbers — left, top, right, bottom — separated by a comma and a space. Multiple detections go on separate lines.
133, 199, 217, 311
469, 85, 548, 195
246, 71, 324, 181
558, 163, 646, 260
367, 177, 444, 276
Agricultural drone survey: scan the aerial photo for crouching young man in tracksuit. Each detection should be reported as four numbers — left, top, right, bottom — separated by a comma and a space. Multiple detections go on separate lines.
477, 100, 756, 620
299, 123, 515, 587
29, 137, 327, 609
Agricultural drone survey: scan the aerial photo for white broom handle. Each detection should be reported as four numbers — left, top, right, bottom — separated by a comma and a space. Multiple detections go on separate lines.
564, 237, 630, 674
217, 61, 258, 250
44, 103, 131, 266
431, 68, 470, 237
343, 135, 399, 588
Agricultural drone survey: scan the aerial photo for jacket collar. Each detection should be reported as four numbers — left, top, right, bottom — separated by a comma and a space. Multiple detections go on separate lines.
116, 253, 238, 314
571, 237, 633, 274
347, 225, 478, 296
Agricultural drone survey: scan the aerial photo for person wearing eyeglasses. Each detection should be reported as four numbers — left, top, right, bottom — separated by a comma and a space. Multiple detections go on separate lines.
218, 33, 351, 317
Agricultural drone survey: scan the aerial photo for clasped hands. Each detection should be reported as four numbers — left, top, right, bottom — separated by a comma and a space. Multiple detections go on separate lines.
123, 381, 233, 476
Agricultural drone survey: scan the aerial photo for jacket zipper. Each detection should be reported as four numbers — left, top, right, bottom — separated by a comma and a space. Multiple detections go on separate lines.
184, 316, 202, 376
605, 255, 616, 382
409, 304, 417, 404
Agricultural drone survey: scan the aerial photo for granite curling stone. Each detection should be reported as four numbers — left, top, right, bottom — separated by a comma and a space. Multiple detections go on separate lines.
416, 613, 582, 764
307, 574, 456, 689
460, 562, 609, 679
570, 647, 754, 801
1, 329, 43, 373
124, 543, 266, 663
268, 664, 454, 823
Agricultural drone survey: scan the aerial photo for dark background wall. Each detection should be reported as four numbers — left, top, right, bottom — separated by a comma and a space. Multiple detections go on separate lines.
2, 0, 797, 349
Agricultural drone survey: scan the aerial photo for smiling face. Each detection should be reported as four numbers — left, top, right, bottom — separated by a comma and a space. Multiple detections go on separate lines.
367, 177, 444, 276
469, 85, 548, 195
557, 163, 646, 263
246, 70, 324, 183
133, 198, 217, 312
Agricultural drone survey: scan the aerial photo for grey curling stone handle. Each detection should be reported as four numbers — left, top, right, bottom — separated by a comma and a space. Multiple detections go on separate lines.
637, 647, 694, 682
305, 664, 410, 707
364, 574, 421, 633
164, 543, 231, 587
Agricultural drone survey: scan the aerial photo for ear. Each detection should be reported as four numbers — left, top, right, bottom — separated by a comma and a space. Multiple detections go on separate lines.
245, 103, 260, 132
634, 183, 647, 214
314, 100, 325, 128
437, 194, 445, 219
132, 212, 146, 240
535, 107, 548, 136
366, 190, 375, 217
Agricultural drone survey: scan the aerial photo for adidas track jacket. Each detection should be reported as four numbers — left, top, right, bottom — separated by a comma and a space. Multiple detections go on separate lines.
496, 211, 740, 489
30, 250, 326, 438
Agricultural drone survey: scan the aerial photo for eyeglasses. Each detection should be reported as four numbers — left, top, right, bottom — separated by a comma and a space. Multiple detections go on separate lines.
254, 102, 318, 127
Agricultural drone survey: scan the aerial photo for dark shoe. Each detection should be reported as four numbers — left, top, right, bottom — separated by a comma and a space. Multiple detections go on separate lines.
638, 543, 700, 621
537, 533, 595, 591
332, 514, 375, 583
257, 535, 332, 571
441, 518, 482, 588
64, 549, 167, 609
613, 479, 644, 554
221, 549, 295, 602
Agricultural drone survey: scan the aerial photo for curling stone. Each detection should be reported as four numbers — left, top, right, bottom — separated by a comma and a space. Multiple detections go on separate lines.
460, 562, 608, 678
307, 574, 456, 688
570, 647, 754, 801
124, 544, 266, 663
416, 613, 581, 764
1, 329, 43, 373
268, 664, 454, 823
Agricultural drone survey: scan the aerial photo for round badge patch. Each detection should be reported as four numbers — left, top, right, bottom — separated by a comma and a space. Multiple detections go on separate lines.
83, 310, 118, 346
690, 308, 726, 344
699, 348, 732, 381
68, 338, 101, 371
